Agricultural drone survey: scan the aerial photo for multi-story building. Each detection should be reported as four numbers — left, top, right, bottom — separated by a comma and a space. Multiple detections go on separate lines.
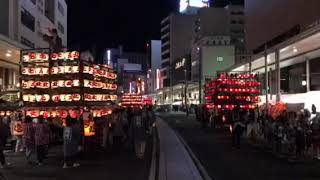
102, 46, 123, 69
0, 0, 67, 104
146, 40, 161, 94
227, 0, 320, 111
102, 47, 147, 94
158, 3, 244, 105
245, 0, 320, 51
160, 14, 197, 90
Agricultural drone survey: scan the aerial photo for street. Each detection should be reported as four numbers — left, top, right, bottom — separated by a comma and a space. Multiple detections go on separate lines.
159, 113, 320, 180
0, 137, 153, 180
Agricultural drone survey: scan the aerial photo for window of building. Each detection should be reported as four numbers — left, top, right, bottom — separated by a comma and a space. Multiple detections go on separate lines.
21, 7, 35, 32
21, 36, 35, 48
45, 0, 55, 23
58, 2, 65, 16
161, 61, 170, 68
310, 58, 320, 91
161, 70, 167, 77
30, 0, 36, 5
58, 22, 64, 34
280, 62, 306, 94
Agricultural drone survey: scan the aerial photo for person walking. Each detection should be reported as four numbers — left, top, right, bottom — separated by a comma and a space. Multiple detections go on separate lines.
34, 116, 50, 165
112, 110, 125, 152
23, 116, 35, 164
0, 117, 11, 168
232, 107, 245, 149
63, 116, 81, 168
133, 108, 147, 159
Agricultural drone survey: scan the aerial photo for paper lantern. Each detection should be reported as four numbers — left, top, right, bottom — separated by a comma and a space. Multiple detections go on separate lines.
84, 121, 95, 137
13, 121, 24, 136
26, 110, 39, 117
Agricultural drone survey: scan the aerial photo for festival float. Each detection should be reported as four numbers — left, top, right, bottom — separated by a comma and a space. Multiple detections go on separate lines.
20, 48, 118, 138
120, 93, 143, 108
204, 72, 261, 124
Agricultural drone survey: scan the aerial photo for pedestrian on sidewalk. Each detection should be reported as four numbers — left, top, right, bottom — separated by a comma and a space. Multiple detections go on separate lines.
0, 117, 11, 168
311, 121, 320, 159
133, 108, 147, 159
23, 116, 35, 164
63, 116, 81, 168
111, 110, 125, 153
147, 106, 156, 134
34, 116, 50, 165
295, 124, 306, 159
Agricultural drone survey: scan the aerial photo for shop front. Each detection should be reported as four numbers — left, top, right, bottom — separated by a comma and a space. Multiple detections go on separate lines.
0, 36, 26, 111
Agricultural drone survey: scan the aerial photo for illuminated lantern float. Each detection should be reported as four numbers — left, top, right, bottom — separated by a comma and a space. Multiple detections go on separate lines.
20, 49, 118, 149
205, 72, 261, 124
121, 93, 143, 108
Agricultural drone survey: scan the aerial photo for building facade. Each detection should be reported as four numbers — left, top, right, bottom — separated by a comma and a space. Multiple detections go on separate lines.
0, 0, 67, 105
245, 0, 320, 51
157, 5, 243, 105
160, 14, 198, 88
146, 40, 161, 94
230, 22, 320, 111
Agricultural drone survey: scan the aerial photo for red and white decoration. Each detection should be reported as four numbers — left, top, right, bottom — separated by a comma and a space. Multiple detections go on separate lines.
51, 94, 81, 102
23, 94, 50, 102
83, 80, 117, 90
84, 94, 117, 102
205, 73, 261, 110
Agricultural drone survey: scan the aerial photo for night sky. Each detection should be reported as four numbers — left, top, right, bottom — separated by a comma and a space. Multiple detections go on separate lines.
66, 0, 241, 57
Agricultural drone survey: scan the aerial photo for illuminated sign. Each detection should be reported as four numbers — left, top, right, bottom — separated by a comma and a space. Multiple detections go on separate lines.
179, 0, 209, 13
217, 57, 224, 62
175, 58, 186, 69
156, 69, 160, 90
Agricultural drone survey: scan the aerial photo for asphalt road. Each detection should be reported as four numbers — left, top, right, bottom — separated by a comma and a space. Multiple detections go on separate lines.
1, 137, 153, 180
160, 113, 320, 180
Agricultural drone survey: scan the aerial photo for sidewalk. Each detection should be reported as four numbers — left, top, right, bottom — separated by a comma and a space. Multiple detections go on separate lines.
1, 138, 153, 180
160, 113, 320, 180
157, 117, 203, 180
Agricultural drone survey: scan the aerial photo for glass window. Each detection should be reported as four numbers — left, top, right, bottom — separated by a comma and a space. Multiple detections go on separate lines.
58, 2, 65, 16
280, 62, 306, 94
21, 7, 35, 32
58, 22, 64, 34
45, 0, 54, 22
21, 36, 35, 48
310, 58, 320, 91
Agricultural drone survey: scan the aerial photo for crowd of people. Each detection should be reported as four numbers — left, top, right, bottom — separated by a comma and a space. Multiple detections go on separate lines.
0, 106, 156, 169
196, 104, 320, 160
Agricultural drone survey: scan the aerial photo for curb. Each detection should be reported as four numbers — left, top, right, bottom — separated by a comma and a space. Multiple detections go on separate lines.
175, 132, 213, 180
